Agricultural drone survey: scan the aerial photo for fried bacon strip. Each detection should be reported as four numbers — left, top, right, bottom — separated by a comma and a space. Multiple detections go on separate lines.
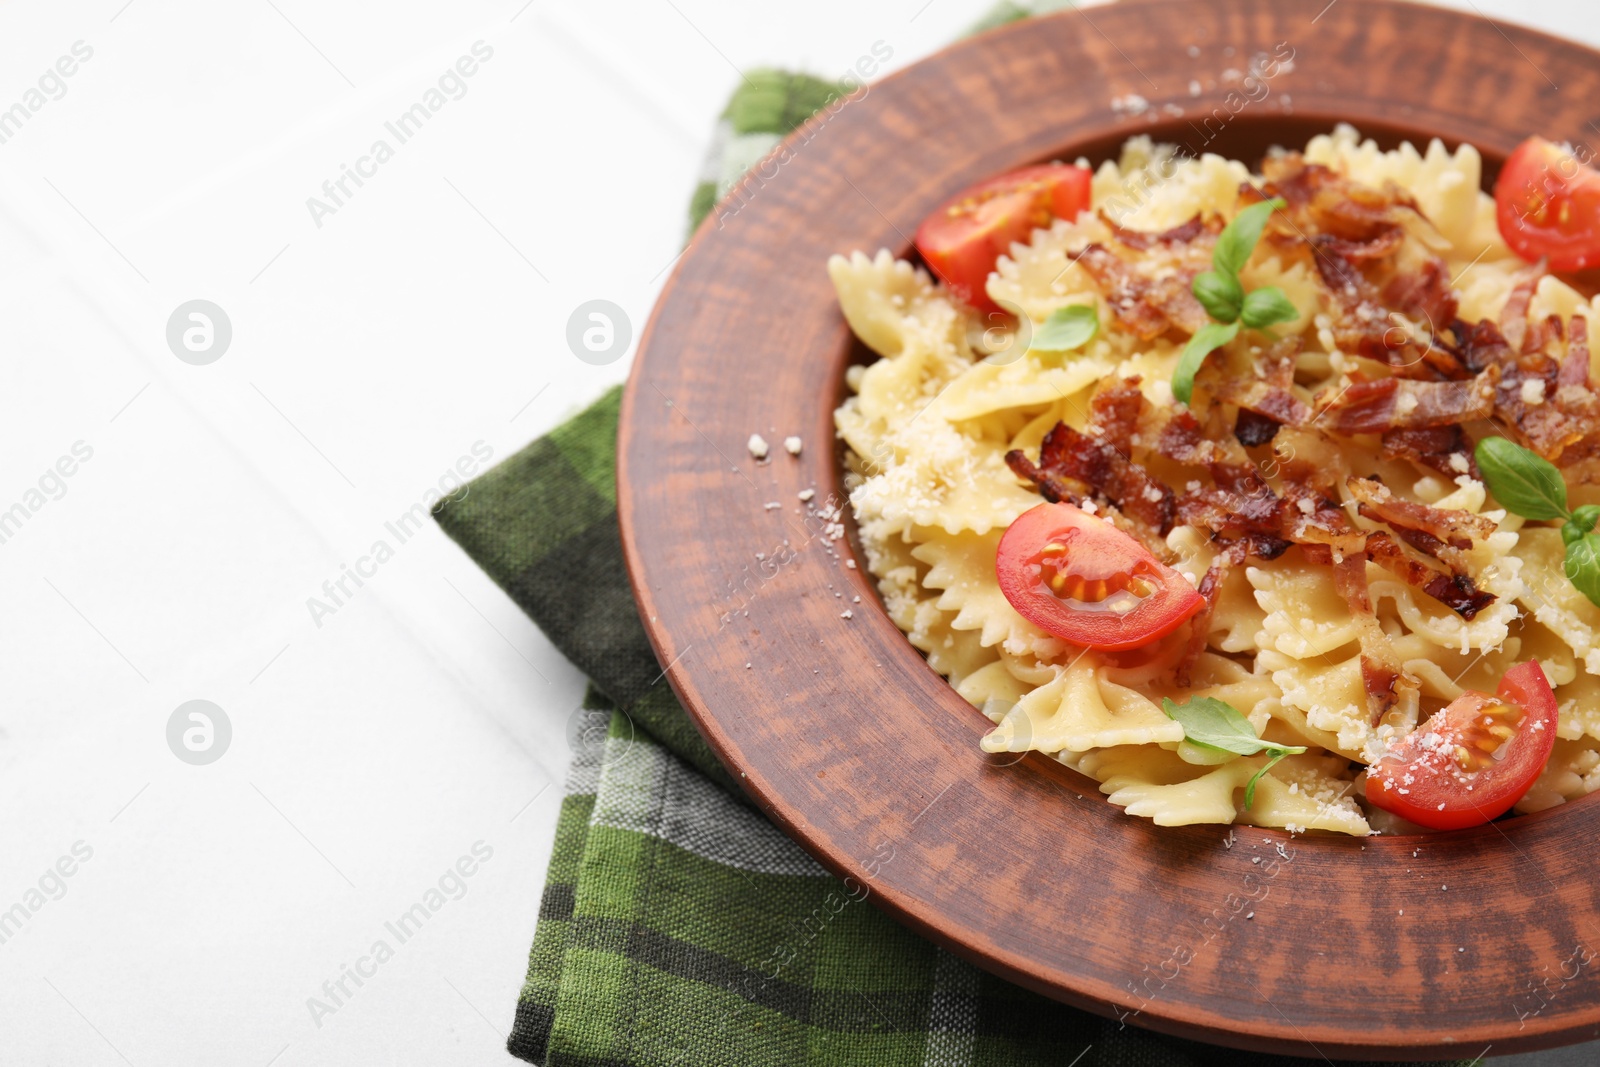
1523, 313, 1566, 358
1281, 491, 1368, 560
1255, 158, 1425, 246
1004, 384, 1175, 536
1003, 425, 1084, 505
1199, 338, 1313, 438
1560, 316, 1592, 390
1497, 259, 1546, 354
1308, 233, 1368, 293
1380, 255, 1458, 336
1379, 425, 1479, 480
1175, 464, 1292, 560
1452, 316, 1515, 373
1315, 374, 1495, 434
1073, 218, 1218, 339
1074, 245, 1182, 339
1288, 496, 1415, 725
1101, 211, 1221, 250
1154, 408, 1248, 468
1174, 540, 1247, 688
1329, 548, 1409, 725
1363, 532, 1495, 619
1086, 378, 1145, 454
1234, 409, 1282, 447
1344, 476, 1496, 555
1307, 242, 1423, 368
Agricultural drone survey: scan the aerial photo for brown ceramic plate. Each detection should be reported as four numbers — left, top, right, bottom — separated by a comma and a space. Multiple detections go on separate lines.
618, 0, 1600, 1057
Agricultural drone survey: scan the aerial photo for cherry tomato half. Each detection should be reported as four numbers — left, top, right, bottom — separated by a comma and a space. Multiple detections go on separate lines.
1495, 137, 1600, 272
914, 163, 1093, 315
1367, 661, 1558, 831
995, 502, 1204, 650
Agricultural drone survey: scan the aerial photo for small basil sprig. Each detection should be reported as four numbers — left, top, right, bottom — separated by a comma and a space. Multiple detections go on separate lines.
1029, 303, 1099, 353
1566, 523, 1600, 607
1476, 436, 1600, 609
1171, 197, 1300, 405
1161, 696, 1306, 809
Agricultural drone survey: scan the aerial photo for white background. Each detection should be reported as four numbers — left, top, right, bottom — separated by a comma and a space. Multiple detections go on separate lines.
0, 1, 1594, 1064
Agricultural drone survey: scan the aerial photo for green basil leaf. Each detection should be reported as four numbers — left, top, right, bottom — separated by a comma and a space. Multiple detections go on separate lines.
1192, 270, 1243, 323
1170, 320, 1240, 405
1163, 697, 1305, 810
1244, 751, 1290, 810
1475, 436, 1570, 521
1213, 196, 1286, 279
1570, 504, 1600, 537
1161, 696, 1300, 757
1564, 532, 1600, 610
1239, 286, 1300, 331
1029, 303, 1099, 352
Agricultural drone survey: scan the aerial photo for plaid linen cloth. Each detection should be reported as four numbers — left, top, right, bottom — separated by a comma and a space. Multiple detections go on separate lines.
431, 7, 1477, 1065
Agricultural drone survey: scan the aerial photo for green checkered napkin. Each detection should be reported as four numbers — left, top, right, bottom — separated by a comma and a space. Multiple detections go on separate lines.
431, 9, 1476, 1065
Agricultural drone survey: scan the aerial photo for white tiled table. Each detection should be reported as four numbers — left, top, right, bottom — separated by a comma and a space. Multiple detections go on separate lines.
0, 1, 1594, 1063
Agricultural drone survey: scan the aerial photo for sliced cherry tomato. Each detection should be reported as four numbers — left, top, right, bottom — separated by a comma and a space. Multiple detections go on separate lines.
914, 163, 1093, 315
1366, 661, 1558, 831
1495, 137, 1600, 272
995, 502, 1204, 650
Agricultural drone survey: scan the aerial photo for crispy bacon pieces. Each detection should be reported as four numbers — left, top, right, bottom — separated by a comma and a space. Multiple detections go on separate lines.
1439, 312, 1600, 471
1252, 155, 1463, 375
994, 154, 1592, 701
1315, 374, 1495, 435
1071, 215, 1221, 341
1363, 532, 1495, 620
1559, 316, 1591, 390
1004, 384, 1175, 538
1345, 475, 1496, 554
1234, 408, 1282, 447
1255, 157, 1424, 248
1101, 211, 1222, 251
1380, 425, 1479, 480
1199, 339, 1313, 444
1075, 244, 1213, 340
1154, 407, 1240, 467
1174, 462, 1292, 561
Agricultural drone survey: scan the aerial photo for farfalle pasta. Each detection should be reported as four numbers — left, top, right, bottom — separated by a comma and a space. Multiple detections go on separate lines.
831, 126, 1600, 835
